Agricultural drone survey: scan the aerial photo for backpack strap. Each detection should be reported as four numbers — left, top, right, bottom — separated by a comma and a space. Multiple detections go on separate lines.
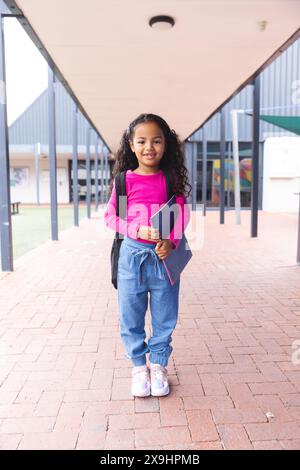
115, 171, 127, 217
119, 170, 127, 220
114, 170, 127, 239
162, 168, 175, 200
115, 173, 121, 217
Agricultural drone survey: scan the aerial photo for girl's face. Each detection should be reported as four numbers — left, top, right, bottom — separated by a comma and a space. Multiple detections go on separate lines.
129, 122, 166, 171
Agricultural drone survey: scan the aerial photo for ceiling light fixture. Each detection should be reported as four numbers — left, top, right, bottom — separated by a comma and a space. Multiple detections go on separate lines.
257, 20, 268, 32
149, 15, 175, 30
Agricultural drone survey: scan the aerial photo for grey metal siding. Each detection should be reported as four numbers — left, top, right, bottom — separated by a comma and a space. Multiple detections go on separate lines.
9, 81, 92, 146
189, 37, 300, 142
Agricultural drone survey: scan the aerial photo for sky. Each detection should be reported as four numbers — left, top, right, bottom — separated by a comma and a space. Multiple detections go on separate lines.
4, 17, 47, 126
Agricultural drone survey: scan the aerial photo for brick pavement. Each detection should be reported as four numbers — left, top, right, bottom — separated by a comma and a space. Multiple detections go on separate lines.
0, 209, 299, 450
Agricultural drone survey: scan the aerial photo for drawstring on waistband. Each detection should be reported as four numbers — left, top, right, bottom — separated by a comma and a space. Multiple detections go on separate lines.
129, 246, 165, 287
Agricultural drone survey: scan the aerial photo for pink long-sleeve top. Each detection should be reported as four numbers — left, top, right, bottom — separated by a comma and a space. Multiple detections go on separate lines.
104, 169, 191, 249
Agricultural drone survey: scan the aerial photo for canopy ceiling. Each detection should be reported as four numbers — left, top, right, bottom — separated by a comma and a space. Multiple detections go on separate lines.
6, 0, 300, 153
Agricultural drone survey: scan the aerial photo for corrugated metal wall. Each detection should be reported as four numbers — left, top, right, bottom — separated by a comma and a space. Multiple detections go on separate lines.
9, 38, 300, 145
189, 37, 300, 142
9, 82, 97, 146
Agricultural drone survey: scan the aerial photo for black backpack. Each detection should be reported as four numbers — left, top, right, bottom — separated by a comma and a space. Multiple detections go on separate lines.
110, 168, 175, 289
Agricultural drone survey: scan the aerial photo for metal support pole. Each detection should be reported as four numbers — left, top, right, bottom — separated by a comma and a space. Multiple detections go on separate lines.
0, 12, 13, 271
231, 110, 242, 224
72, 103, 79, 226
258, 142, 263, 210
297, 190, 300, 265
94, 136, 99, 211
104, 146, 108, 203
220, 108, 226, 224
251, 75, 260, 238
227, 141, 232, 209
192, 142, 198, 210
34, 142, 40, 205
48, 66, 58, 240
100, 141, 104, 205
202, 127, 207, 216
86, 125, 91, 218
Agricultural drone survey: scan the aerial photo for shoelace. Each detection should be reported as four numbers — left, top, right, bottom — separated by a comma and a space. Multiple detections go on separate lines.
151, 368, 166, 384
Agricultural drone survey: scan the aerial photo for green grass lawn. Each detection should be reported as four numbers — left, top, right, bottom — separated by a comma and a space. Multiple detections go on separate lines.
9, 205, 87, 259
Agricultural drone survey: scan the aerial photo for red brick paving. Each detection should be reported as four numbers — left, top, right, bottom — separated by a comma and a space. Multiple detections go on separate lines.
0, 209, 300, 449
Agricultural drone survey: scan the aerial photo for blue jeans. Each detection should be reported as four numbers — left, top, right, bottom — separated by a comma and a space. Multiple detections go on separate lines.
117, 236, 180, 367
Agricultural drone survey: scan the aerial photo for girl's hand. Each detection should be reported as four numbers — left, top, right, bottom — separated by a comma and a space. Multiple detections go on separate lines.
155, 239, 173, 260
137, 225, 161, 242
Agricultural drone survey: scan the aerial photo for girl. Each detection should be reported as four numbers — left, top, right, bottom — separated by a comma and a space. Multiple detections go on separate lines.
104, 113, 191, 398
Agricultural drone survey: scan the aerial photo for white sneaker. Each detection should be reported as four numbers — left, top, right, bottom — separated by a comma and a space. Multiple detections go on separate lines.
150, 363, 169, 396
131, 365, 151, 397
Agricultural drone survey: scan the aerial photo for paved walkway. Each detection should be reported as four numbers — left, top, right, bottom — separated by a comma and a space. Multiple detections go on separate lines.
0, 209, 300, 450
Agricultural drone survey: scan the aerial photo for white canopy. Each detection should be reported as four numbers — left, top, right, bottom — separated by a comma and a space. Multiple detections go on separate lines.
11, 0, 300, 153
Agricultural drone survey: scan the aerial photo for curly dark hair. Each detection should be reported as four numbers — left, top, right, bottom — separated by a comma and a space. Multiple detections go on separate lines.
108, 113, 192, 198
